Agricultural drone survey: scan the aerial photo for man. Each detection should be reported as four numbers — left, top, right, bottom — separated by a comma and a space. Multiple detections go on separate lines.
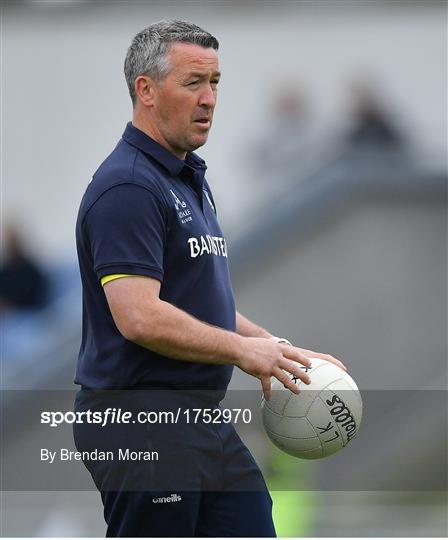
74, 20, 346, 537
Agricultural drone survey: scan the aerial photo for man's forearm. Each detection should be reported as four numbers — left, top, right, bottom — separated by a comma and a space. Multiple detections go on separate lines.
104, 278, 321, 400
235, 311, 272, 339
130, 298, 245, 366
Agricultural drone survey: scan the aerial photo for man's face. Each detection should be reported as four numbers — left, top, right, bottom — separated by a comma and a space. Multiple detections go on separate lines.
150, 42, 220, 159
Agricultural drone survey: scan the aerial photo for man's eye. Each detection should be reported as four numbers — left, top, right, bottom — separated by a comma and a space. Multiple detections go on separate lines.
187, 80, 199, 86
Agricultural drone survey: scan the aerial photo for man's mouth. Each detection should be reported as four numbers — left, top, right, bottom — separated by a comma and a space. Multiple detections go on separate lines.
194, 118, 211, 128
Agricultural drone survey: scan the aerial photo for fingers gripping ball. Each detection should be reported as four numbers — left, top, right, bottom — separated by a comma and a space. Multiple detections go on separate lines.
262, 358, 362, 459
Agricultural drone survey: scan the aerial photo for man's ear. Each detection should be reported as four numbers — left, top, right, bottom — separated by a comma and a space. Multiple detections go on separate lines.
134, 75, 156, 107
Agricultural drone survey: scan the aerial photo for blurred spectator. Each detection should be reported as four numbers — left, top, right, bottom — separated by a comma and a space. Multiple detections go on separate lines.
253, 85, 313, 172
0, 223, 49, 312
346, 80, 405, 149
244, 82, 332, 198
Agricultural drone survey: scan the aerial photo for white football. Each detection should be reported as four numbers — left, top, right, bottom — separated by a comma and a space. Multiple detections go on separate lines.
262, 358, 362, 459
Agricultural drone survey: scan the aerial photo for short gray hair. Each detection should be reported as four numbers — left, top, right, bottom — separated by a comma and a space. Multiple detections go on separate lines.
124, 20, 219, 106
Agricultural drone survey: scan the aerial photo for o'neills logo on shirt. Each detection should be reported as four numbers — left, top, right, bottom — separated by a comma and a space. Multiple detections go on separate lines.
188, 235, 228, 258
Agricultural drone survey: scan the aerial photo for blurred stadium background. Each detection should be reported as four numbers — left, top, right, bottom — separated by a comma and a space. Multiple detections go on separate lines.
1, 0, 446, 537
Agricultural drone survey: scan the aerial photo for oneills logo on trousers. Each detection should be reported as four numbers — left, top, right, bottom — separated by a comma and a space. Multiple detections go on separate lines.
152, 494, 182, 504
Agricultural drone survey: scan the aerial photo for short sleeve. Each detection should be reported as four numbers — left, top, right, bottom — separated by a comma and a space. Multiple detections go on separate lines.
83, 183, 168, 283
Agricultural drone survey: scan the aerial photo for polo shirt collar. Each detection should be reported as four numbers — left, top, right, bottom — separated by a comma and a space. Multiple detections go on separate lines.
122, 122, 207, 181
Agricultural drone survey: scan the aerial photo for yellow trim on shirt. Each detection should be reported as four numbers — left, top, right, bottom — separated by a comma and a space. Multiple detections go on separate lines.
101, 273, 144, 287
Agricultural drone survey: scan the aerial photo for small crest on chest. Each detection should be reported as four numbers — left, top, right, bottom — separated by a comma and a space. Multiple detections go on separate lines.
170, 189, 193, 224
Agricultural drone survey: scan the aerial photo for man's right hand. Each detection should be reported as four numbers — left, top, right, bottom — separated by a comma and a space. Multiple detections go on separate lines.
104, 277, 312, 400
236, 337, 312, 401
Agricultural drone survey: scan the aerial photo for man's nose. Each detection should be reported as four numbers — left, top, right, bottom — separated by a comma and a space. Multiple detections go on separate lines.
198, 84, 216, 108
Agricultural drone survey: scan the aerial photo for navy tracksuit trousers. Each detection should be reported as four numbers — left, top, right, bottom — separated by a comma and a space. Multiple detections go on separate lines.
74, 389, 276, 537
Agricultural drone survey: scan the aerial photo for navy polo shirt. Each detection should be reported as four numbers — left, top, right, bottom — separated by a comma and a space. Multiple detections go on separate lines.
75, 122, 236, 396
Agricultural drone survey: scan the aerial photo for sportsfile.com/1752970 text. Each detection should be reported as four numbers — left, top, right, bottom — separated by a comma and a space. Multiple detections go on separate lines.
40, 408, 253, 428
